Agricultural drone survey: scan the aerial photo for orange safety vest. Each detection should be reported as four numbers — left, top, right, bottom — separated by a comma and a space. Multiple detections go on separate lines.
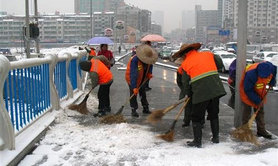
240, 63, 273, 108
177, 66, 183, 75
89, 49, 96, 57
125, 56, 149, 88
181, 50, 218, 84
90, 59, 113, 84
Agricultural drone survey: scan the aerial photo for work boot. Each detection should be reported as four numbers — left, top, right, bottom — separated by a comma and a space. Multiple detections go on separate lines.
143, 106, 151, 114
145, 87, 152, 91
257, 131, 272, 139
131, 109, 139, 117
256, 109, 272, 139
187, 122, 202, 148
94, 109, 106, 117
104, 106, 111, 113
210, 118, 219, 143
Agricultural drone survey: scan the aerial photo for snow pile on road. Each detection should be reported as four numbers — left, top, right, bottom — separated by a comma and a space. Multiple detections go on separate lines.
18, 96, 278, 166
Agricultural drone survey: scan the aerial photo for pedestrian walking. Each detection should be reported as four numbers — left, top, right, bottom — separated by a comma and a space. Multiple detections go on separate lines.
172, 43, 226, 148
79, 56, 113, 117
97, 44, 115, 69
118, 45, 121, 54
240, 61, 277, 139
125, 44, 158, 117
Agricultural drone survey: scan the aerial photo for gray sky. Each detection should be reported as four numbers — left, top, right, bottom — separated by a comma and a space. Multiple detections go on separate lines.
0, 0, 217, 32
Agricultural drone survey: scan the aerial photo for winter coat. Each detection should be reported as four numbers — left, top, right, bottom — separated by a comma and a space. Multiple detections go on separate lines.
179, 50, 226, 104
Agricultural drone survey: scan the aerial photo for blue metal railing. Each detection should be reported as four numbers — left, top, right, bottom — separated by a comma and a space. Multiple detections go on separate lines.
3, 64, 51, 132
69, 59, 77, 90
54, 61, 67, 99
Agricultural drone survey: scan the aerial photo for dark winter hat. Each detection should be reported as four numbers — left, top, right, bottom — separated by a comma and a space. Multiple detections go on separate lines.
172, 43, 201, 59
257, 62, 272, 78
79, 61, 91, 72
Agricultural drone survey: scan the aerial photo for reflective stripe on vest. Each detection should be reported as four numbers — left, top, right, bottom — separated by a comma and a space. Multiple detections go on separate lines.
240, 63, 272, 107
90, 59, 112, 84
181, 50, 218, 84
125, 56, 149, 88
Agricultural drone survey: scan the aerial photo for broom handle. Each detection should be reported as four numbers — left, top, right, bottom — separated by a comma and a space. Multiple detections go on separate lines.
115, 78, 149, 115
247, 87, 270, 128
162, 97, 188, 114
174, 98, 190, 120
168, 98, 190, 130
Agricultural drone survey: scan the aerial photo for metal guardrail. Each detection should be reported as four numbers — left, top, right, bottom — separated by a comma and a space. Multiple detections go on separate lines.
0, 49, 87, 150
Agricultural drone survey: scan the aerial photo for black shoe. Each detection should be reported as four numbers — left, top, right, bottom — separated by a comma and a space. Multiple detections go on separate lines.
187, 140, 202, 148
211, 137, 219, 143
182, 122, 190, 127
143, 107, 151, 114
94, 109, 106, 117
257, 131, 272, 139
187, 122, 202, 148
145, 87, 152, 91
132, 109, 139, 117
104, 107, 111, 113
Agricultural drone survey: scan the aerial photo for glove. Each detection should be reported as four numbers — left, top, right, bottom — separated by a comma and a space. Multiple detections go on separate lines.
147, 73, 153, 79
133, 88, 139, 95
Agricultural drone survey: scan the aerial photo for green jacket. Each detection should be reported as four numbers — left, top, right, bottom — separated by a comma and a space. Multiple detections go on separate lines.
179, 54, 226, 104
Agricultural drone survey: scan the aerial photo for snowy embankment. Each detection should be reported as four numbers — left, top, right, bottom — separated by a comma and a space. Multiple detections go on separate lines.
18, 93, 278, 166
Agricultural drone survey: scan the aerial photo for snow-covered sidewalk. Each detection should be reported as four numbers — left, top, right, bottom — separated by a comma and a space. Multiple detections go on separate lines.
18, 94, 278, 166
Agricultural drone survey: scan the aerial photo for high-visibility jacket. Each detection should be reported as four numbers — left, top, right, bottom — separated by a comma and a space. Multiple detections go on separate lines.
89, 49, 96, 56
181, 50, 218, 84
90, 59, 113, 84
125, 56, 149, 88
177, 66, 183, 75
240, 63, 273, 108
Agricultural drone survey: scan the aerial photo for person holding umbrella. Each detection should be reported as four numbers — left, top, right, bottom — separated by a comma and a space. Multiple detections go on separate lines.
97, 44, 115, 69
125, 44, 158, 117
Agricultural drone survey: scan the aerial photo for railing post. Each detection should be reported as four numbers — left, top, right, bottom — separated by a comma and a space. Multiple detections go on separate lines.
76, 52, 82, 91
0, 55, 15, 150
65, 53, 73, 99
48, 54, 60, 110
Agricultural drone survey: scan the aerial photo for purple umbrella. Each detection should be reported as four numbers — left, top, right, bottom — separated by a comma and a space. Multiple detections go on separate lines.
87, 37, 114, 45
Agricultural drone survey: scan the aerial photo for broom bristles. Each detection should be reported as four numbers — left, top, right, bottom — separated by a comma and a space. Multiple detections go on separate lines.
147, 109, 165, 124
100, 114, 127, 124
231, 123, 259, 145
68, 97, 89, 115
157, 130, 174, 142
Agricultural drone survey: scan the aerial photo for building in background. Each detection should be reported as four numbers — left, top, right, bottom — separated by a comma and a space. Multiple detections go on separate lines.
151, 22, 162, 35
74, 0, 125, 14
195, 5, 218, 43
182, 10, 195, 30
152, 11, 164, 33
0, 13, 91, 43
93, 12, 115, 37
233, 0, 278, 44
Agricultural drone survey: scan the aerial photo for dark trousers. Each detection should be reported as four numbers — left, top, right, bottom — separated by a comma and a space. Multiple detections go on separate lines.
129, 84, 148, 110
98, 81, 112, 110
242, 103, 266, 133
191, 97, 220, 123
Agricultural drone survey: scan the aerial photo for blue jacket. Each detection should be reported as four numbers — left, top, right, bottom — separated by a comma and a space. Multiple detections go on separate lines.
129, 56, 153, 89
244, 61, 277, 104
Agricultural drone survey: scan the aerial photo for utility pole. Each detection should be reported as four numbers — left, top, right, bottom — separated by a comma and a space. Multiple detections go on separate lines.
25, 0, 31, 58
90, 0, 93, 38
234, 0, 247, 127
34, 0, 40, 54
